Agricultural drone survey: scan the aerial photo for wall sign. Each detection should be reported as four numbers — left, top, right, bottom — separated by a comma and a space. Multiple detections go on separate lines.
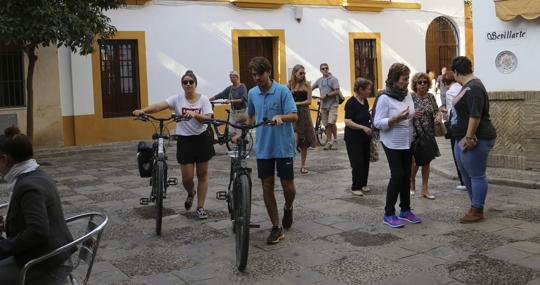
495, 51, 518, 74
486, 30, 526, 41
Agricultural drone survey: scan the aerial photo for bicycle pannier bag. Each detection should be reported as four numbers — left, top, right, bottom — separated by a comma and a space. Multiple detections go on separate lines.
137, 141, 154, 177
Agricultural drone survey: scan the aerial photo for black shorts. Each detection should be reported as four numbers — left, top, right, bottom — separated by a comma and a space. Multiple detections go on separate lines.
256, 158, 294, 180
176, 131, 215, 164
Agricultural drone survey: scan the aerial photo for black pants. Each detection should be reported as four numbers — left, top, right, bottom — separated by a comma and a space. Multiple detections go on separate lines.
450, 138, 465, 185
382, 143, 412, 216
0, 256, 71, 285
345, 140, 370, 190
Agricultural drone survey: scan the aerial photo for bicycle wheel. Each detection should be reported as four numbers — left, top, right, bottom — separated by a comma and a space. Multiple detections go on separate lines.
316, 125, 327, 146
234, 174, 251, 271
155, 161, 165, 236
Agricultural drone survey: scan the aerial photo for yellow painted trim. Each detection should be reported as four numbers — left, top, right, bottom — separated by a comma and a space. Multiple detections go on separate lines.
231, 29, 287, 84
62, 116, 75, 146
67, 30, 155, 145
124, 0, 151, 5
348, 32, 383, 97
465, 3, 474, 64
207, 0, 422, 10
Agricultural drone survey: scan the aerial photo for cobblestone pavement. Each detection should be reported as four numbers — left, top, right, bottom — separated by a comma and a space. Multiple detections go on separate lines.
2, 138, 540, 285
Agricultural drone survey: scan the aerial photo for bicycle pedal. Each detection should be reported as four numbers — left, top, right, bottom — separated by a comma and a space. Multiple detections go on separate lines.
139, 198, 150, 205
216, 191, 227, 200
249, 224, 261, 228
168, 177, 178, 186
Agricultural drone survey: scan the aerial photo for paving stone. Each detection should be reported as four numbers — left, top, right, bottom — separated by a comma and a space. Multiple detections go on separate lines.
372, 246, 417, 261
399, 239, 441, 253
339, 229, 401, 247
89, 262, 130, 284
527, 277, 540, 285
130, 273, 187, 285
485, 245, 532, 262
447, 254, 538, 285
509, 241, 540, 254
514, 255, 540, 271
398, 253, 448, 268
293, 220, 344, 238
424, 246, 470, 262
385, 271, 454, 285
446, 229, 511, 252
495, 227, 538, 241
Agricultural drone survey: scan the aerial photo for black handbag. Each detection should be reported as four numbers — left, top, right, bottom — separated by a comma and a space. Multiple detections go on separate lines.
412, 123, 438, 166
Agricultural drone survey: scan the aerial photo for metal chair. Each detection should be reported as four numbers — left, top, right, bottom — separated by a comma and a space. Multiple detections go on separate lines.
0, 203, 108, 285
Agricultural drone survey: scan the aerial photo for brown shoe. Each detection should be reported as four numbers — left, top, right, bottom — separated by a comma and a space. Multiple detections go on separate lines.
460, 207, 484, 223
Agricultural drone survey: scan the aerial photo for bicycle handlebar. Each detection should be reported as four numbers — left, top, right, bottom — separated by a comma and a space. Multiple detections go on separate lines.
204, 118, 274, 130
134, 114, 189, 123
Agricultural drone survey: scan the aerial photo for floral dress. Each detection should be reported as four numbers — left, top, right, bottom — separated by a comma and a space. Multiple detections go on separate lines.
412, 92, 440, 156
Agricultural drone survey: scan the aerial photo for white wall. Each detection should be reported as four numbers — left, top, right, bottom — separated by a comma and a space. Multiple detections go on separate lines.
65, 1, 464, 115
473, 0, 539, 92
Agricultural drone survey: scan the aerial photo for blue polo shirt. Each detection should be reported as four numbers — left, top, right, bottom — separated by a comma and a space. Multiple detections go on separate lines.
248, 81, 297, 159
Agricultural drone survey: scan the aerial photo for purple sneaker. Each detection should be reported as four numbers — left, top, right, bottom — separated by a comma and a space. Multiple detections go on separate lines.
383, 215, 404, 228
399, 210, 422, 224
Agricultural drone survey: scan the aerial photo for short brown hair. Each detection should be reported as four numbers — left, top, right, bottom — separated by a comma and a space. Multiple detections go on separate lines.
248, 57, 272, 75
410, 72, 431, 93
443, 70, 456, 86
386, 63, 410, 87
0, 127, 33, 163
353, 77, 373, 94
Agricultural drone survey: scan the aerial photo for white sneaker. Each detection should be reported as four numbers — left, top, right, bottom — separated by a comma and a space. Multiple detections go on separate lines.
323, 142, 333, 150
352, 189, 364, 196
361, 186, 371, 192
456, 185, 467, 191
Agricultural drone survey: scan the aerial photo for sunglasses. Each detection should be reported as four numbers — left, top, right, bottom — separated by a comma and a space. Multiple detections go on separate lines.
417, 80, 428, 85
182, 80, 195, 86
320, 67, 329, 71
298, 72, 306, 75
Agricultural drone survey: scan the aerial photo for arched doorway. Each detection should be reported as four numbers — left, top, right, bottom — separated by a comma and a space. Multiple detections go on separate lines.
426, 17, 459, 75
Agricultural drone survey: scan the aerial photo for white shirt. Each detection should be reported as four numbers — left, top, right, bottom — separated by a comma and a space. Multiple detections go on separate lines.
445, 82, 462, 114
373, 94, 415, 150
166, 92, 213, 136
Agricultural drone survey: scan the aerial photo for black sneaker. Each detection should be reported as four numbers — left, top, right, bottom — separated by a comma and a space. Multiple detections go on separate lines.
266, 226, 284, 244
184, 190, 196, 210
282, 207, 293, 229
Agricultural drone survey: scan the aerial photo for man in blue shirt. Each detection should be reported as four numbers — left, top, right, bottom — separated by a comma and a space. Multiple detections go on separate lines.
247, 57, 298, 244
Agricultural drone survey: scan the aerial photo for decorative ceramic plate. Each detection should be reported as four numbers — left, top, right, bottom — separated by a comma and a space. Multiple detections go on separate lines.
495, 50, 518, 74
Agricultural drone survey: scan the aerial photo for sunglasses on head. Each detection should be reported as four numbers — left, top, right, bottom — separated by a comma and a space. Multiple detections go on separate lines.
182, 80, 195, 86
417, 80, 428, 85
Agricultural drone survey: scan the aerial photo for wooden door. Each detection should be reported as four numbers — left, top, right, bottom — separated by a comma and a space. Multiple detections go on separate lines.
238, 37, 274, 90
99, 39, 140, 118
426, 17, 458, 75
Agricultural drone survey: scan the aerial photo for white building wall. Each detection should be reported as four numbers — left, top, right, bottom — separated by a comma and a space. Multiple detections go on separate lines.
58, 47, 74, 116
65, 1, 465, 116
473, 0, 539, 92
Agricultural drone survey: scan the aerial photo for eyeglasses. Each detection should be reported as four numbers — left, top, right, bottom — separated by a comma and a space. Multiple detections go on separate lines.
182, 80, 195, 86
417, 80, 428, 85
320, 67, 329, 71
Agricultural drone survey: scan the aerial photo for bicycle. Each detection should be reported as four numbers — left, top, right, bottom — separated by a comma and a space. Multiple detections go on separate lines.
310, 95, 328, 146
207, 99, 254, 154
135, 114, 186, 236
208, 117, 273, 271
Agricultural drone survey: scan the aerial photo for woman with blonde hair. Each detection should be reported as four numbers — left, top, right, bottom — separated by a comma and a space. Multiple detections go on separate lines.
288, 64, 317, 174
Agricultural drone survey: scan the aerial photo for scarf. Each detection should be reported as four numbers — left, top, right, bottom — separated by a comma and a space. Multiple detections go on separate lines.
383, 85, 408, 102
2, 158, 40, 200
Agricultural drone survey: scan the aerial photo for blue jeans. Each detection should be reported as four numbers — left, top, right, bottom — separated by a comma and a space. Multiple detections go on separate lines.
453, 138, 496, 208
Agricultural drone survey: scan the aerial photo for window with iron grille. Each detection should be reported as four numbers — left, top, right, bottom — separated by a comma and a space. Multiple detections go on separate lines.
0, 44, 25, 108
353, 39, 379, 97
99, 39, 140, 118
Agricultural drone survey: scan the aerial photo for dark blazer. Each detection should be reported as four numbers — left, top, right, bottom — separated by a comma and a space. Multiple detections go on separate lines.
0, 169, 74, 268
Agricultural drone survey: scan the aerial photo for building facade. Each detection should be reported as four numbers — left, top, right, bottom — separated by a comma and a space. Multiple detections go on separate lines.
473, 0, 540, 170
1, 0, 467, 147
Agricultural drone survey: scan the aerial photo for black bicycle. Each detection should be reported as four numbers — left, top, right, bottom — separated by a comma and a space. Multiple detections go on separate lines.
135, 114, 185, 235
208, 117, 272, 271
208, 99, 254, 153
310, 95, 327, 146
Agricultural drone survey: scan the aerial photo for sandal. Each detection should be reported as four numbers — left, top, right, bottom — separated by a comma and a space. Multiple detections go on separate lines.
300, 167, 309, 174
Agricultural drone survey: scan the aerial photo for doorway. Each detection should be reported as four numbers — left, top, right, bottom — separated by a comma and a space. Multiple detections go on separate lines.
426, 17, 459, 75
